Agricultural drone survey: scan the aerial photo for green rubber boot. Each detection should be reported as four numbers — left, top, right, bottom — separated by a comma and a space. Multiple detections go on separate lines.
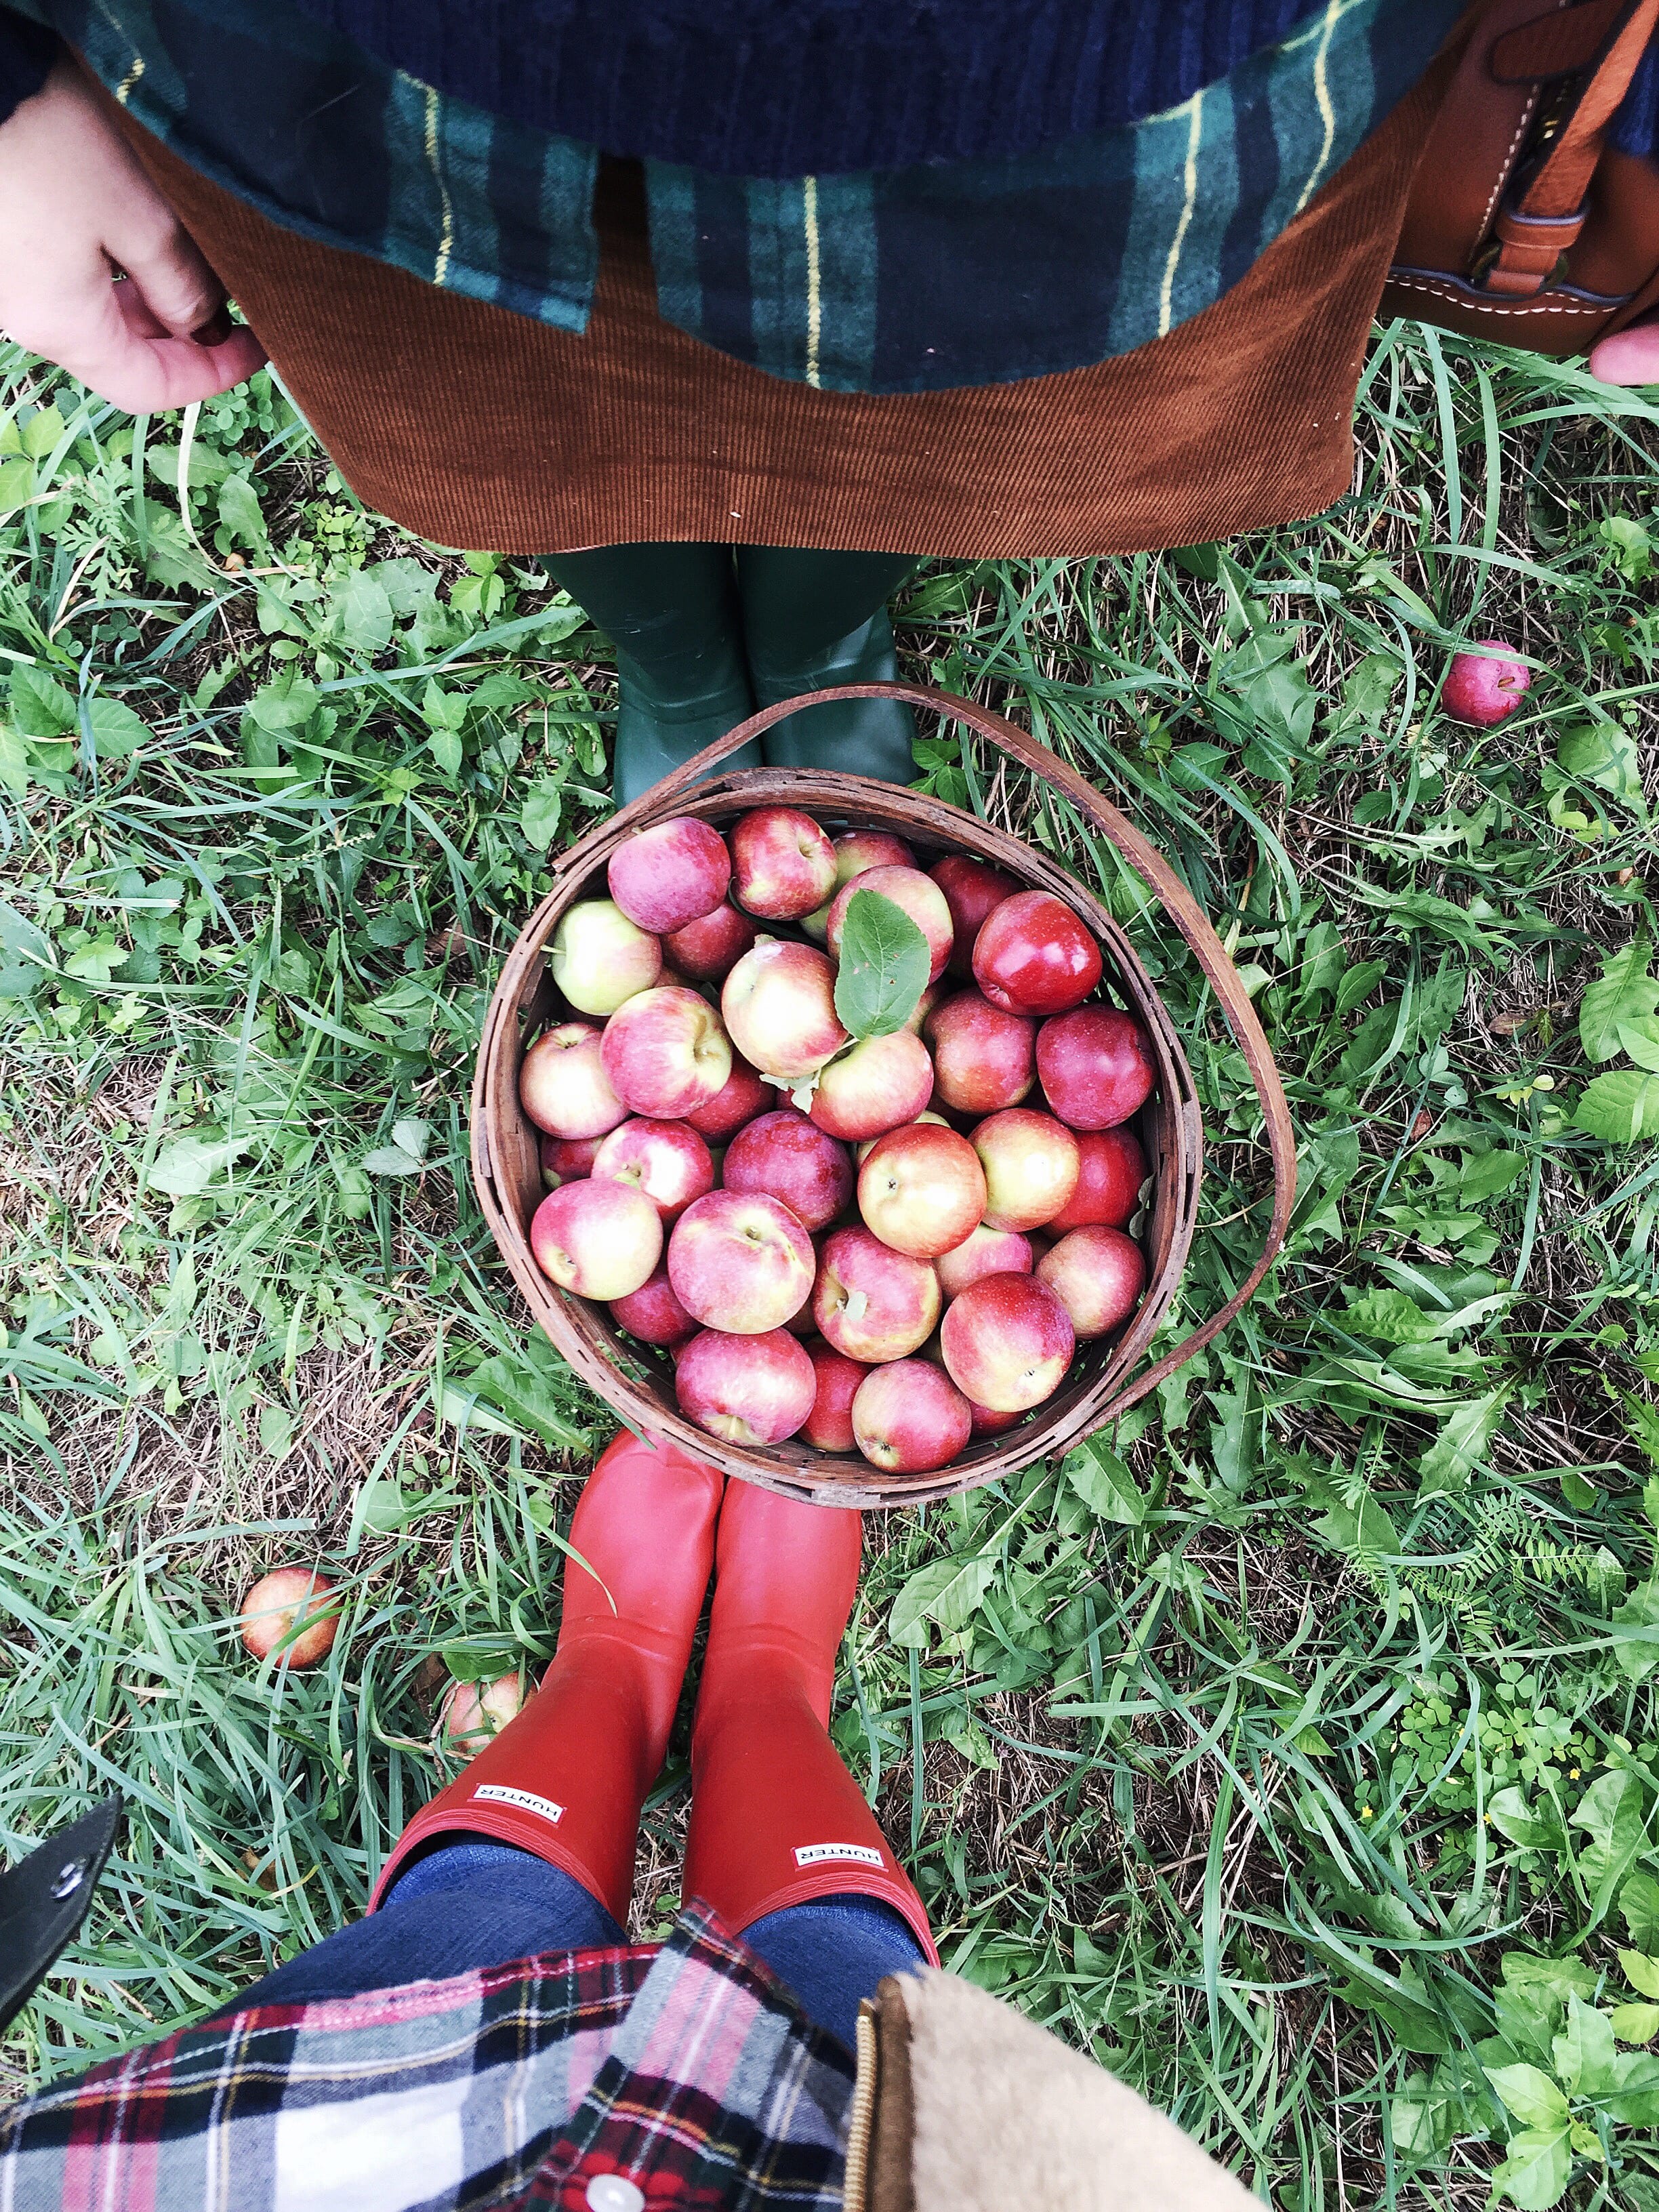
541, 543, 762, 806
735, 548, 921, 783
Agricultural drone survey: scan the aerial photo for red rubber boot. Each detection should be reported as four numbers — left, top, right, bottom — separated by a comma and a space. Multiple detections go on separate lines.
682, 1481, 937, 1961
371, 1430, 722, 1927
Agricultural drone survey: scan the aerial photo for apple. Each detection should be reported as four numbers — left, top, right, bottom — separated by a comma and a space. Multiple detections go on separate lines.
592, 1118, 714, 1220
685, 1056, 769, 1141
972, 890, 1102, 1016
520, 1021, 628, 1141
1443, 640, 1531, 728
925, 990, 1035, 1113
934, 1222, 1033, 1299
540, 1132, 605, 1189
440, 1671, 523, 1753
668, 1190, 815, 1333
851, 1359, 971, 1475
531, 1179, 662, 1299
663, 897, 757, 983
857, 1122, 986, 1258
549, 899, 661, 1017
809, 1029, 934, 1143
1036, 1226, 1147, 1339
600, 985, 732, 1118
1048, 1126, 1147, 1232
856, 1109, 949, 1167
905, 979, 945, 1036
971, 1108, 1081, 1231
723, 1107, 853, 1231
834, 828, 917, 882
239, 1568, 340, 1668
722, 939, 848, 1080
731, 805, 838, 920
1036, 1006, 1155, 1130
813, 1226, 940, 1361
930, 856, 1020, 979
610, 1263, 699, 1347
939, 1273, 1075, 1412
968, 1399, 1023, 1437
607, 815, 730, 933
675, 1327, 816, 1446
802, 1341, 867, 1452
826, 865, 954, 985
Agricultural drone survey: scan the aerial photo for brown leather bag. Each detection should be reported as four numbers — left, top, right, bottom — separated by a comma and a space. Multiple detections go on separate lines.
1381, 0, 1659, 354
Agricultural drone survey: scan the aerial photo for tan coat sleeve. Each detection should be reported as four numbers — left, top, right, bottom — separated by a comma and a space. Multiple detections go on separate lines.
848, 1969, 1257, 2212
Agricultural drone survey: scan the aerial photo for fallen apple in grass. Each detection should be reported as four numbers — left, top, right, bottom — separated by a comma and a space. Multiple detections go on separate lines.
440, 1671, 523, 1753
1048, 1126, 1147, 1231
540, 1132, 605, 1187
827, 865, 954, 983
939, 1272, 1075, 1412
675, 1326, 817, 1445
926, 989, 1035, 1114
857, 1121, 987, 1258
722, 938, 847, 1080
685, 1056, 770, 1141
972, 1108, 1081, 1231
592, 1118, 714, 1220
239, 1568, 341, 1669
1036, 1006, 1155, 1130
607, 814, 731, 933
668, 1190, 815, 1332
610, 1263, 699, 1347
731, 805, 838, 920
802, 1341, 867, 1452
1443, 640, 1531, 729
531, 1178, 663, 1299
549, 898, 661, 1017
933, 1221, 1033, 1299
813, 1225, 940, 1361
520, 1021, 628, 1140
663, 897, 757, 983
809, 1029, 934, 1142
1036, 1225, 1146, 1338
972, 890, 1102, 1017
722, 1108, 853, 1232
930, 856, 1019, 979
851, 1358, 972, 1474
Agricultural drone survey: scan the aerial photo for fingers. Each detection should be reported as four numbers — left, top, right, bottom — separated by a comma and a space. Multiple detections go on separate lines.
105, 199, 231, 342
1589, 317, 1659, 388
14, 269, 266, 413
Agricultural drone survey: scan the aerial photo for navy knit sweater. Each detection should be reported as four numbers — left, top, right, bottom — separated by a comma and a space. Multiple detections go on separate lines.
1, 0, 1656, 174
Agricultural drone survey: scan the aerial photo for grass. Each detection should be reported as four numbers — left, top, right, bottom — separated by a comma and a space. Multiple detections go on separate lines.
2, 322, 1659, 2208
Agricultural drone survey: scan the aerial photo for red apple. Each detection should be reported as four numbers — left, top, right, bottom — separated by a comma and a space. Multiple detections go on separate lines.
1036, 1226, 1147, 1339
607, 815, 730, 935
540, 1132, 605, 1188
926, 990, 1036, 1114
531, 1178, 662, 1299
905, 979, 946, 1036
827, 865, 954, 985
1048, 1126, 1147, 1231
610, 1263, 699, 1347
663, 897, 757, 983
972, 890, 1102, 1017
934, 1222, 1033, 1299
1443, 640, 1531, 728
686, 1057, 770, 1141
239, 1568, 340, 1668
813, 1226, 940, 1362
971, 1109, 1081, 1231
675, 1327, 816, 1446
802, 1342, 867, 1452
939, 1273, 1075, 1412
600, 985, 732, 1118
1036, 1006, 1155, 1130
723, 1108, 853, 1232
931, 856, 1020, 979
731, 806, 838, 920
969, 1399, 1023, 1437
834, 828, 916, 882
592, 1118, 714, 1220
851, 1359, 971, 1474
520, 1021, 628, 1141
722, 939, 847, 1080
440, 1672, 523, 1753
549, 899, 662, 1017
857, 1122, 986, 1259
856, 1109, 949, 1166
809, 1030, 934, 1143
668, 1190, 815, 1333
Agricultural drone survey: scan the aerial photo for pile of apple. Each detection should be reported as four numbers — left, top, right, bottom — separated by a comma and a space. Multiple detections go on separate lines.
518, 806, 1155, 1477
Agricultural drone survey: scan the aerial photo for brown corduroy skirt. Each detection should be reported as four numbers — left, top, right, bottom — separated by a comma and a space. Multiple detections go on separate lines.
110, 55, 1454, 560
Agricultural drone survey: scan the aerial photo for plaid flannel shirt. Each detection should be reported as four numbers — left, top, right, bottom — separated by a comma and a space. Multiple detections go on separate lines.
4, 0, 1466, 392
0, 1904, 855, 2212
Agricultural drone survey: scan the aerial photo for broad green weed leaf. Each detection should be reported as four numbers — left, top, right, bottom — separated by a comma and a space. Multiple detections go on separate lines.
1063, 1435, 1147, 1525
1614, 2004, 1659, 2045
330, 570, 394, 655
1605, 2049, 1659, 2123
1488, 1787, 1564, 1852
216, 473, 267, 552
1486, 2062, 1570, 2130
834, 889, 929, 1039
1612, 1576, 1659, 1678
1572, 1767, 1649, 1889
1558, 722, 1646, 817
1580, 938, 1658, 1062
9, 663, 77, 737
1488, 2125, 1571, 2211
1341, 1288, 1439, 1344
521, 781, 563, 851
86, 696, 148, 758
362, 1144, 425, 1176
889, 1552, 998, 1648
1553, 1996, 1618, 2097
0, 901, 53, 997
1575, 1070, 1659, 1143
149, 1132, 252, 1197
1418, 1388, 1506, 1496
1624, 1872, 1659, 1949
1621, 1950, 1659, 2001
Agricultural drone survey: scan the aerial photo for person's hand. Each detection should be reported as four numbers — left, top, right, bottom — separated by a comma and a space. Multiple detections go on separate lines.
0, 56, 265, 410
1590, 314, 1659, 387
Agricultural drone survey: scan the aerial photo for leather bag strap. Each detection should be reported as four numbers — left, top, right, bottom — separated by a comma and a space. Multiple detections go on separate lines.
648, 684, 1297, 1406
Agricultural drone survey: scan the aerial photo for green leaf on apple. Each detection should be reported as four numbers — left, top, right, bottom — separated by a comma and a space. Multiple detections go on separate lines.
834, 888, 930, 1040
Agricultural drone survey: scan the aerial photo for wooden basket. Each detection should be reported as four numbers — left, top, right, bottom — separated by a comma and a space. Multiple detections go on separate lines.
472, 684, 1294, 1507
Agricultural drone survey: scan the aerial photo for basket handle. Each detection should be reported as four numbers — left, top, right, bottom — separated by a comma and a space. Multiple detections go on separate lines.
647, 682, 1296, 1413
